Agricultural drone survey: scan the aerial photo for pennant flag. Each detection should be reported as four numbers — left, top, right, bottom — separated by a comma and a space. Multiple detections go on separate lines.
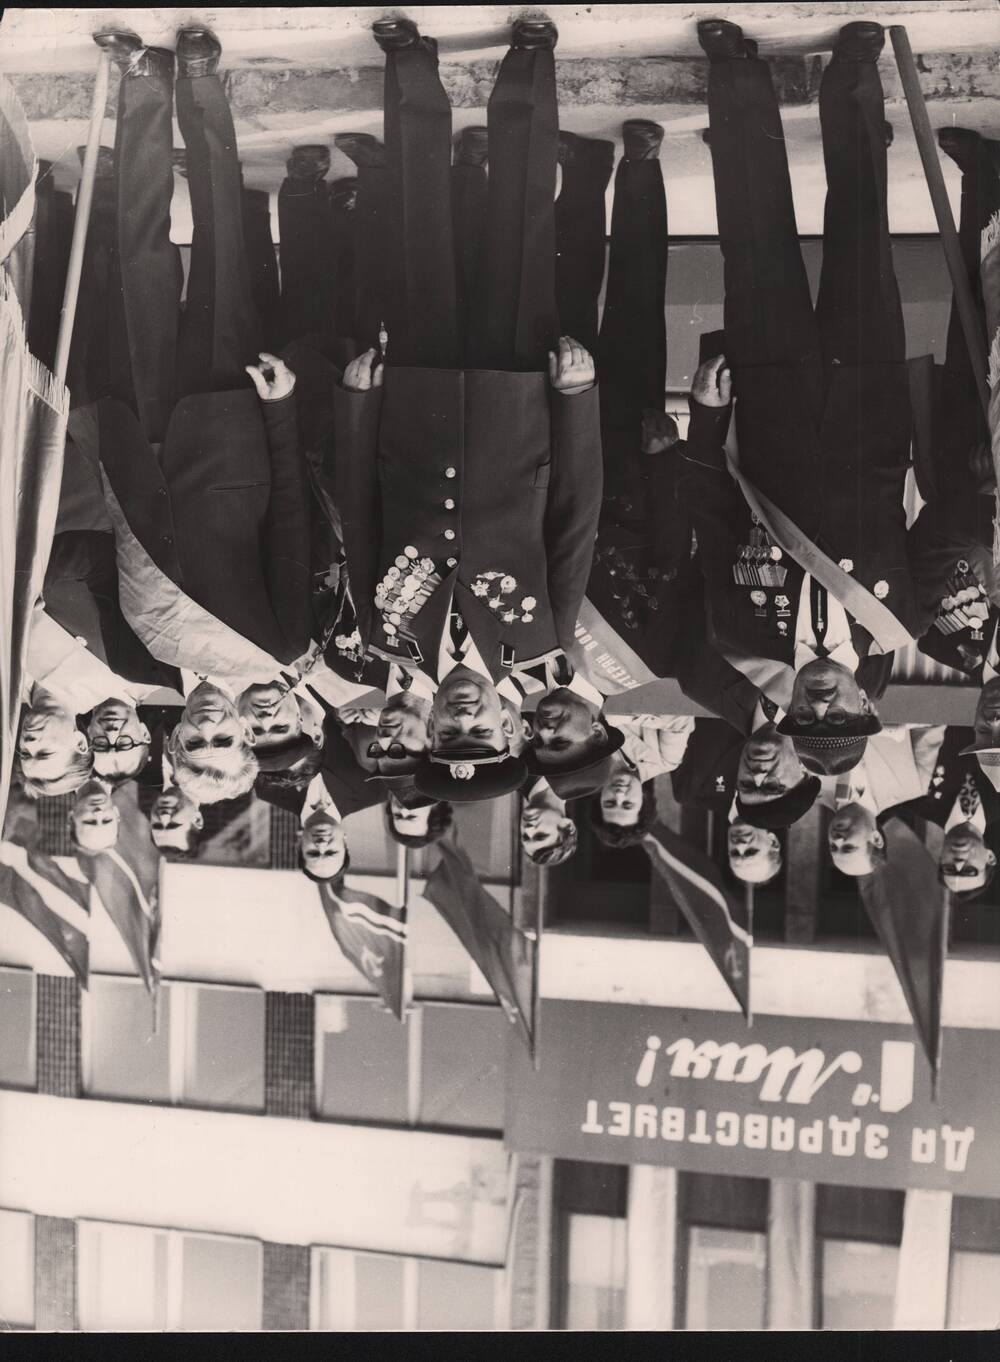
0, 76, 71, 834
642, 820, 753, 1021
318, 880, 407, 1020
76, 846, 160, 993
0, 840, 90, 985
980, 208, 1000, 560
424, 837, 538, 1059
858, 818, 948, 1098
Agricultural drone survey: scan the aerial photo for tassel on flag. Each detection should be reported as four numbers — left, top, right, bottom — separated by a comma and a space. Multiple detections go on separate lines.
423, 836, 538, 1060
318, 880, 407, 1020
641, 820, 753, 1021
858, 818, 948, 1099
0, 840, 90, 986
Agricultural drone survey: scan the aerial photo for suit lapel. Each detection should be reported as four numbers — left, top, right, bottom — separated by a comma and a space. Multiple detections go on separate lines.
408, 569, 458, 674
453, 580, 507, 683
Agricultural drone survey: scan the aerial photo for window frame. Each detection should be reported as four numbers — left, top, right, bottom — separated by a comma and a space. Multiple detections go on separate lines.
813, 1184, 905, 1330
313, 993, 506, 1132
0, 1206, 36, 1329
676, 1172, 769, 1331
76, 1218, 263, 1332
308, 1244, 506, 1331
0, 965, 37, 1092
79, 974, 265, 1112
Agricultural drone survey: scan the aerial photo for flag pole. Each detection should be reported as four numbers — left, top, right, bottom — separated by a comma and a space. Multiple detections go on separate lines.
52, 49, 110, 386
745, 883, 754, 1029
890, 25, 989, 421
397, 842, 413, 1020
531, 866, 544, 1073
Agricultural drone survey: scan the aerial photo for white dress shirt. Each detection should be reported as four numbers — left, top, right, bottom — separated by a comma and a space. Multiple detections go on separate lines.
617, 715, 695, 783
793, 578, 860, 674
983, 616, 1000, 682
26, 606, 168, 714
300, 773, 341, 828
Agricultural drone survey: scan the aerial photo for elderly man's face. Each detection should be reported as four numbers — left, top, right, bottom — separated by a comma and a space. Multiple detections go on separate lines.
727, 820, 781, 884
430, 667, 510, 754
972, 677, 1000, 754
530, 688, 604, 768
150, 788, 204, 852
237, 682, 302, 751
789, 659, 870, 729
87, 699, 151, 781
940, 822, 996, 894
18, 700, 88, 782
599, 768, 643, 828
301, 809, 347, 879
173, 683, 252, 772
737, 725, 807, 805
828, 802, 882, 876
71, 779, 120, 852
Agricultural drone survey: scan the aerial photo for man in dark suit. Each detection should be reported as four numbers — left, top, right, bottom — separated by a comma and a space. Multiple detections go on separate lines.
334, 15, 601, 803
683, 18, 915, 776
82, 24, 312, 669
906, 128, 1000, 675
893, 726, 1000, 899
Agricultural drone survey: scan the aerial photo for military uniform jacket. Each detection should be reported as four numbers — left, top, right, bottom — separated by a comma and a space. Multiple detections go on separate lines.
332, 368, 602, 683
85, 390, 313, 666
894, 726, 1000, 831
677, 399, 902, 693
718, 355, 918, 632
908, 487, 1000, 678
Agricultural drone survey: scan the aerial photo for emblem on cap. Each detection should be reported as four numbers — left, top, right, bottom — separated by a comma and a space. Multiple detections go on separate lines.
449, 762, 475, 781
874, 580, 889, 600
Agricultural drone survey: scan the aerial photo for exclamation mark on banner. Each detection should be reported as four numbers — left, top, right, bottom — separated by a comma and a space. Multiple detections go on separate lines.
878, 1040, 915, 1114
634, 1036, 661, 1088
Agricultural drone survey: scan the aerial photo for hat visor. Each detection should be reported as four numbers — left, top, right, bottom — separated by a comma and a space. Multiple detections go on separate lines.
959, 739, 1000, 756
524, 721, 626, 777
777, 713, 882, 742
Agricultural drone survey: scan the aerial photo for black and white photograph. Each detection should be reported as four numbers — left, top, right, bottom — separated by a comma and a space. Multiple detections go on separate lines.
0, 0, 998, 1339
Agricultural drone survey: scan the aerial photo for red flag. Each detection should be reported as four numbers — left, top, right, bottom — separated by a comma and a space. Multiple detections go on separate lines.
424, 837, 538, 1059
0, 840, 90, 985
318, 881, 407, 1020
858, 818, 948, 1097
76, 846, 160, 993
642, 820, 753, 1020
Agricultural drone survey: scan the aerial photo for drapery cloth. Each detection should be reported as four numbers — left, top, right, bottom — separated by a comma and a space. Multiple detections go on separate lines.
0, 75, 71, 832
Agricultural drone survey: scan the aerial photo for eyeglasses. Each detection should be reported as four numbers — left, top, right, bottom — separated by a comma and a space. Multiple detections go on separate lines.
940, 863, 980, 879
367, 741, 409, 761
91, 736, 149, 753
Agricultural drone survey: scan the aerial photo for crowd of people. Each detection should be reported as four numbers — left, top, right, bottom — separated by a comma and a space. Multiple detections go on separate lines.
13, 14, 1000, 902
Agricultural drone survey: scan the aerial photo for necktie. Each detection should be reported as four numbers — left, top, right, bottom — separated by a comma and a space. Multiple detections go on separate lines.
810, 580, 829, 656
760, 695, 779, 724
448, 608, 466, 661
958, 774, 981, 821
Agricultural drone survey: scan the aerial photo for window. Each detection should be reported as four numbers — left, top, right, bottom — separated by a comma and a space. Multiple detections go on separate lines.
948, 1195, 1000, 1329
679, 1173, 768, 1330
816, 1184, 904, 1330
312, 1248, 503, 1331
685, 1227, 766, 1330
84, 978, 264, 1111
552, 1161, 628, 1330
316, 997, 507, 1131
77, 1222, 262, 1332
0, 969, 36, 1090
0, 1209, 35, 1328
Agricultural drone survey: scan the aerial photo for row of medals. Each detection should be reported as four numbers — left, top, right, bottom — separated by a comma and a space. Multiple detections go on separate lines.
933, 561, 990, 639
374, 547, 443, 640
735, 518, 787, 588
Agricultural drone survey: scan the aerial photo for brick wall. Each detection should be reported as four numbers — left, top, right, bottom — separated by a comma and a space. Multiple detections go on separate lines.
264, 992, 314, 1119
36, 975, 81, 1097
508, 1153, 553, 1330
262, 1242, 311, 1330
35, 795, 74, 856
34, 1216, 76, 1331
269, 806, 300, 869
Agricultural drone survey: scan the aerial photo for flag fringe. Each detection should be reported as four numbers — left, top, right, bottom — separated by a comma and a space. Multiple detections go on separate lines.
0, 271, 70, 416
0, 74, 38, 268
988, 327, 1000, 392
982, 208, 1000, 265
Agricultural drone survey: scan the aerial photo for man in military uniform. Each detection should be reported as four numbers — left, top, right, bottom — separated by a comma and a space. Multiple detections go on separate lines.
893, 726, 1000, 899
335, 15, 601, 804
682, 19, 917, 776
